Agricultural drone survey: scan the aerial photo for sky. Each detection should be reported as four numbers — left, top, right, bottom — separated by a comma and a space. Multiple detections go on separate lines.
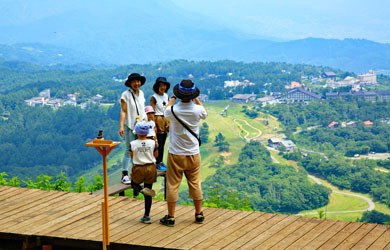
171, 0, 390, 43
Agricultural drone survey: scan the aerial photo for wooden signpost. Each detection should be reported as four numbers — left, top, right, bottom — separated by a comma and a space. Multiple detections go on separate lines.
85, 131, 121, 250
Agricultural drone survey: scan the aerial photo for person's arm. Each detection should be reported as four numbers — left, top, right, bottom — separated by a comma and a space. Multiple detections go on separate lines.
150, 96, 156, 110
164, 95, 176, 110
194, 97, 207, 115
129, 143, 134, 159
153, 142, 159, 158
119, 99, 127, 137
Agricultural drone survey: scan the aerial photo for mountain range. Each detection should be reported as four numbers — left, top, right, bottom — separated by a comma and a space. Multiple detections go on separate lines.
0, 0, 389, 73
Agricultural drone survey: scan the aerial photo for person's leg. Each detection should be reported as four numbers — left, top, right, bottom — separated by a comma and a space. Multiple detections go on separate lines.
156, 133, 167, 163
143, 183, 153, 217
122, 126, 135, 181
193, 200, 202, 214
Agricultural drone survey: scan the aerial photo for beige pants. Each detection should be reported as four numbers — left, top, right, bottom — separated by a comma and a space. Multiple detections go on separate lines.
166, 153, 202, 202
155, 115, 170, 134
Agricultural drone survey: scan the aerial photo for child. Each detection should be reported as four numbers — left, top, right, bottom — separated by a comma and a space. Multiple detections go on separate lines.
130, 121, 159, 224
150, 77, 170, 171
145, 106, 158, 143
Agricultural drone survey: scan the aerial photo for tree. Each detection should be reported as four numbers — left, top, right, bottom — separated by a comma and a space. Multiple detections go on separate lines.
199, 122, 209, 143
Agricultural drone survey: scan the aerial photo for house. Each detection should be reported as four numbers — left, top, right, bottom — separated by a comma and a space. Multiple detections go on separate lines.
285, 81, 302, 89
231, 94, 257, 103
376, 91, 390, 102
268, 138, 296, 152
322, 72, 336, 79
256, 96, 277, 106
46, 99, 62, 109
328, 121, 339, 129
63, 100, 77, 106
91, 94, 104, 103
363, 120, 374, 126
358, 70, 377, 85
24, 97, 45, 107
39, 89, 51, 99
277, 88, 321, 102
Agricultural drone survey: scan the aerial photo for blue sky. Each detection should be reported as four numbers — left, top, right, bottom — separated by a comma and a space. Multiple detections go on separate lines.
171, 0, 390, 43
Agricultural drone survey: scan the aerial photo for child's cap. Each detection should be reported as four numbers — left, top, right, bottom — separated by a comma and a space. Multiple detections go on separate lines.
145, 106, 155, 114
133, 121, 150, 135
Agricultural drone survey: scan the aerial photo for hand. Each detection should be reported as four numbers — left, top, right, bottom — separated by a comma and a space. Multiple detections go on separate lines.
119, 127, 124, 137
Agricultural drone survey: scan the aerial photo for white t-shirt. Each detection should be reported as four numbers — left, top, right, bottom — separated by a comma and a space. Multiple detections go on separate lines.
120, 89, 147, 130
147, 120, 156, 138
164, 101, 207, 155
130, 139, 157, 165
152, 93, 169, 115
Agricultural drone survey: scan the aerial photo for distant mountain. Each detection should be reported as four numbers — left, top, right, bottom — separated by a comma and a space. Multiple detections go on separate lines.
0, 0, 389, 73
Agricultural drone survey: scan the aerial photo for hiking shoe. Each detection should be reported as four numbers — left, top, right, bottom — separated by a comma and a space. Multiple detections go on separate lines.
121, 175, 131, 185
156, 163, 167, 171
141, 188, 156, 197
140, 216, 152, 224
160, 215, 175, 227
195, 212, 204, 224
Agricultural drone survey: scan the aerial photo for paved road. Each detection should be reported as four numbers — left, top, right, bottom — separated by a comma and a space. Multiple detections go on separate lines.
297, 175, 375, 215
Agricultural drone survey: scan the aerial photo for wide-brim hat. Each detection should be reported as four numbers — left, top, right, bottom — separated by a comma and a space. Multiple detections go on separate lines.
153, 76, 170, 93
124, 73, 146, 88
173, 79, 200, 100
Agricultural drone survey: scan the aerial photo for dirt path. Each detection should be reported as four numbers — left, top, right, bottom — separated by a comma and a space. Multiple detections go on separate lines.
233, 118, 262, 141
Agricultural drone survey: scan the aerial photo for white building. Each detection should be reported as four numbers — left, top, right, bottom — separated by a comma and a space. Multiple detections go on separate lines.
358, 70, 377, 85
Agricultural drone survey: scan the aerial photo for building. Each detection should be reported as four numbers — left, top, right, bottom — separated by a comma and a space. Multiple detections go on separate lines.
322, 72, 336, 79
24, 97, 45, 107
268, 138, 296, 152
328, 121, 339, 128
39, 89, 51, 99
198, 94, 209, 102
277, 88, 321, 102
358, 70, 377, 85
91, 94, 103, 103
325, 91, 389, 102
363, 120, 374, 126
285, 81, 302, 89
231, 94, 257, 103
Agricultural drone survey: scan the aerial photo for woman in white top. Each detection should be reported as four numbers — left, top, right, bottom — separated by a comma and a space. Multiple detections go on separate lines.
119, 73, 147, 184
150, 76, 170, 170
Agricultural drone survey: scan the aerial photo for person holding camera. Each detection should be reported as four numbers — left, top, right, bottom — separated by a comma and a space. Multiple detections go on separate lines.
160, 79, 207, 227
119, 73, 147, 185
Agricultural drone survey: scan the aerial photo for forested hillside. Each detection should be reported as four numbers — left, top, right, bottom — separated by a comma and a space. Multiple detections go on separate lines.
196, 141, 331, 214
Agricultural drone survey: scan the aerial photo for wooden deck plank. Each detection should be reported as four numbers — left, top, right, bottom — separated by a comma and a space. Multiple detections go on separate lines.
115, 203, 192, 244
0, 191, 69, 230
367, 228, 390, 250
313, 222, 362, 249
127, 205, 195, 245
182, 209, 253, 250
145, 206, 222, 247
253, 216, 313, 249
46, 196, 129, 238
1, 187, 389, 250
351, 225, 390, 250
0, 187, 28, 201
59, 196, 135, 239
211, 213, 288, 250
76, 199, 157, 240
334, 223, 377, 250
0, 190, 59, 222
205, 212, 276, 250
153, 207, 229, 249
43, 195, 126, 236
107, 201, 170, 242
30, 194, 105, 235
269, 218, 324, 250
167, 209, 243, 249
6, 192, 92, 233
191, 211, 259, 250
285, 219, 339, 249
237, 215, 299, 249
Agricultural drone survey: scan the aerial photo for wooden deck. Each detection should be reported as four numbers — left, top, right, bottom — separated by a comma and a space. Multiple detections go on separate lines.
0, 186, 389, 249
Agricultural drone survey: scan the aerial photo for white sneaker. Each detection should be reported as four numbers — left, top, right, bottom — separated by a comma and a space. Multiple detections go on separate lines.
121, 175, 131, 185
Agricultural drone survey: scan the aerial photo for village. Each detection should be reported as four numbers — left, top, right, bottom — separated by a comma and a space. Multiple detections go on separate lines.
24, 89, 105, 109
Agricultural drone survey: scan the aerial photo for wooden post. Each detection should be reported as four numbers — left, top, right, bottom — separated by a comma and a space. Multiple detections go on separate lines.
86, 138, 120, 250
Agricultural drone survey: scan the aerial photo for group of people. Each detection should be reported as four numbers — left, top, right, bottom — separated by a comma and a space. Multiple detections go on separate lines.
119, 73, 207, 226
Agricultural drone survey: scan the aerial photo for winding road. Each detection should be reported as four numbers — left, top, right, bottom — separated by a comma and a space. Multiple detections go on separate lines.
233, 118, 262, 141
